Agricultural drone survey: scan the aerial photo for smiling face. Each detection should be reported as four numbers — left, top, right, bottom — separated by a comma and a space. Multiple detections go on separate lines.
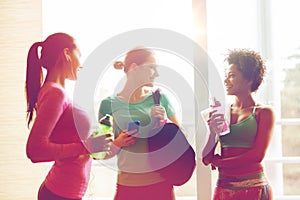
129, 55, 159, 87
224, 64, 252, 96
68, 47, 82, 80
65, 45, 82, 81
139, 56, 159, 86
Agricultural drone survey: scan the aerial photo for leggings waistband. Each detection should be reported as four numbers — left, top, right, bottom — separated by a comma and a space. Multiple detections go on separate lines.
217, 172, 268, 190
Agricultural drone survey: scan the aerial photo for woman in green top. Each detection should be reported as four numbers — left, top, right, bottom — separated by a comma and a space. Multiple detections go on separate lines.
99, 47, 181, 200
202, 49, 275, 199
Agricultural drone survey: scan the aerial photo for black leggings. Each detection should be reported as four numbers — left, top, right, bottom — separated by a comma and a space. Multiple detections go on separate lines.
38, 182, 81, 200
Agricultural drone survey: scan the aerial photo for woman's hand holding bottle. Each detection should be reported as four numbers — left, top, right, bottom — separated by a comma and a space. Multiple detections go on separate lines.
84, 134, 112, 153
208, 97, 230, 136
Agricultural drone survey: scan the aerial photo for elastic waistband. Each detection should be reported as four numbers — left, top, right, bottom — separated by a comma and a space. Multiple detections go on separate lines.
217, 172, 268, 190
219, 172, 265, 181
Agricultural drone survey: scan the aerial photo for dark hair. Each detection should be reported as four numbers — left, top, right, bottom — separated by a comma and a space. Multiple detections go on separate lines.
25, 32, 76, 127
114, 47, 153, 73
225, 48, 266, 92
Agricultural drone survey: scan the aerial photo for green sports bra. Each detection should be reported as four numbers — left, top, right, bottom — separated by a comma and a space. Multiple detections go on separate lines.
219, 105, 258, 148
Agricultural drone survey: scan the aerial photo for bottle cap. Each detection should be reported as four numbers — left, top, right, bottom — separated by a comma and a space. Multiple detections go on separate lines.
210, 97, 221, 108
99, 114, 112, 127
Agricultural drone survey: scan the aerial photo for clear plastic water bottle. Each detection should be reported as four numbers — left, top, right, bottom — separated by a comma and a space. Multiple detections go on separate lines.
90, 114, 113, 160
210, 97, 230, 136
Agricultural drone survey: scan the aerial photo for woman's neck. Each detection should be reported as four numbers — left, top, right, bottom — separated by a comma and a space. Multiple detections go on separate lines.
233, 94, 255, 109
45, 69, 65, 88
117, 85, 149, 102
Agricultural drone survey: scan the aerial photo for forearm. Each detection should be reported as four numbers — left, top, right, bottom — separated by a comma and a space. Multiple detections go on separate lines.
26, 139, 88, 163
213, 150, 262, 168
102, 138, 123, 159
168, 115, 181, 129
103, 144, 121, 159
27, 122, 90, 163
202, 132, 218, 165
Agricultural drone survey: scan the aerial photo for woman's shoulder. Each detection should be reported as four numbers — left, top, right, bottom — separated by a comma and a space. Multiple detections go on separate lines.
37, 82, 70, 110
40, 82, 66, 99
101, 95, 119, 102
255, 104, 275, 119
256, 104, 274, 112
100, 95, 122, 108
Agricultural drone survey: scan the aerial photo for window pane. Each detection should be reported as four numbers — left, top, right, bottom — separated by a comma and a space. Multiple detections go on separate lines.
283, 163, 300, 195
273, 0, 300, 118
282, 125, 300, 157
206, 0, 258, 71
271, 0, 300, 195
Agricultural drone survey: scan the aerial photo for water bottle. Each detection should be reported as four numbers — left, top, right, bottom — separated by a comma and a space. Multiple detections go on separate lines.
210, 97, 230, 136
90, 114, 113, 160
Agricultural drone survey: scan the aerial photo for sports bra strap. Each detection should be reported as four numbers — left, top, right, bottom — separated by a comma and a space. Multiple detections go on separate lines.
252, 104, 257, 114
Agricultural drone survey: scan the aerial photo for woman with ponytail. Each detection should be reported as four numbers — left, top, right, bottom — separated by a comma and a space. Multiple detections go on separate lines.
25, 32, 111, 200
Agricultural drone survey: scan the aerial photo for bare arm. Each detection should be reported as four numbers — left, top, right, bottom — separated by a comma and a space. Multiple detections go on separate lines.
202, 132, 218, 166
201, 110, 220, 165
168, 114, 182, 129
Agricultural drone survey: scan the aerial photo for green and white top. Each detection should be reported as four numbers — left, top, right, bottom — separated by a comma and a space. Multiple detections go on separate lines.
99, 91, 176, 186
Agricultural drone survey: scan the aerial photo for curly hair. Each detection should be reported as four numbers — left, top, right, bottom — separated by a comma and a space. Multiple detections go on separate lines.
225, 48, 266, 92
